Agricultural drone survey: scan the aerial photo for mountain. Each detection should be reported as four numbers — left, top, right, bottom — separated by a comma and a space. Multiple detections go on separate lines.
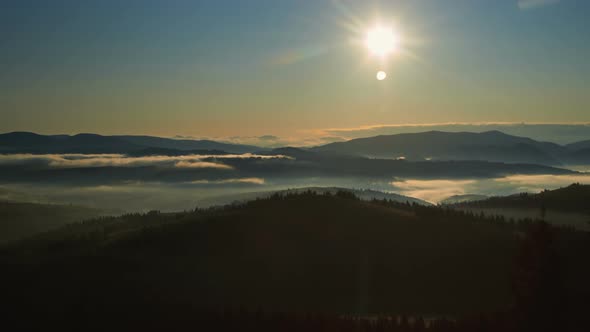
269, 147, 320, 160
313, 131, 568, 165
567, 147, 590, 164
2, 191, 589, 328
565, 140, 590, 163
3, 130, 589, 165
566, 139, 590, 151
0, 132, 264, 154
113, 135, 264, 153
0, 193, 525, 315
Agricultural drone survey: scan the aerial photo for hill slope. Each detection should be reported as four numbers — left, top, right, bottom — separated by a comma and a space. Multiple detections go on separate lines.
566, 139, 590, 151
1, 194, 516, 315
2, 192, 589, 328
0, 201, 106, 243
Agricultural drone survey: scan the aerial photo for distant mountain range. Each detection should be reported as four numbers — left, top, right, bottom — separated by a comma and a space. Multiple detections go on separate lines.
0, 132, 263, 154
2, 130, 590, 166
312, 130, 590, 165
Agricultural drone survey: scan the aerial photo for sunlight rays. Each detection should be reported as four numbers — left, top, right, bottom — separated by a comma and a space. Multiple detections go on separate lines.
329, 0, 427, 80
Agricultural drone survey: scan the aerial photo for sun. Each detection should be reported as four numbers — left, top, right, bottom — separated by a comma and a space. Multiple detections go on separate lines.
366, 26, 400, 57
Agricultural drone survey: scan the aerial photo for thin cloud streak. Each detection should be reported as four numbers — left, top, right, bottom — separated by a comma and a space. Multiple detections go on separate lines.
189, 178, 265, 185
0, 153, 291, 169
174, 161, 233, 169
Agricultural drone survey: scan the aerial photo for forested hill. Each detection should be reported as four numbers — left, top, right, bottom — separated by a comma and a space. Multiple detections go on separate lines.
0, 201, 105, 243
2, 191, 589, 330
451, 183, 590, 215
194, 186, 431, 208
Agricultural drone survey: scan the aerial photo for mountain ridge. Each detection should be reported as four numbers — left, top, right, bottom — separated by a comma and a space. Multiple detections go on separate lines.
312, 130, 572, 165
0, 132, 263, 154
3, 130, 590, 166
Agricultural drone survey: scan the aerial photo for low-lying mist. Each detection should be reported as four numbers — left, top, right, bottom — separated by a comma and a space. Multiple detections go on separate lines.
391, 173, 590, 203
2, 173, 589, 214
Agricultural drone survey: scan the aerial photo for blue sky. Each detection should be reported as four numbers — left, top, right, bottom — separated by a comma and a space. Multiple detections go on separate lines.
1, 0, 589, 142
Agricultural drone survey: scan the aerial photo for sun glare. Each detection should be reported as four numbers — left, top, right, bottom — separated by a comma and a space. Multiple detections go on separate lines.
376, 71, 387, 80
366, 26, 400, 57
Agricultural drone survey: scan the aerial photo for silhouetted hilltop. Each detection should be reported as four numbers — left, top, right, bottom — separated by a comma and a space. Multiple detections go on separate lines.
194, 186, 432, 208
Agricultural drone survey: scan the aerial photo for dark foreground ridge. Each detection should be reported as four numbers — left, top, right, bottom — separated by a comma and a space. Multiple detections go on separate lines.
1, 191, 589, 331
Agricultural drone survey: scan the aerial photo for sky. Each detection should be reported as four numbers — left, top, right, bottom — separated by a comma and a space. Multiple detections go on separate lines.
1, 0, 590, 143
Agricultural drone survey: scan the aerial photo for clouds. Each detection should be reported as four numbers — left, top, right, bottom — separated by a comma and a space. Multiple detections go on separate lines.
221, 135, 344, 148
518, 0, 560, 10
494, 174, 590, 192
391, 174, 590, 203
0, 153, 290, 169
391, 179, 477, 203
174, 161, 234, 169
0, 179, 270, 213
189, 178, 265, 185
